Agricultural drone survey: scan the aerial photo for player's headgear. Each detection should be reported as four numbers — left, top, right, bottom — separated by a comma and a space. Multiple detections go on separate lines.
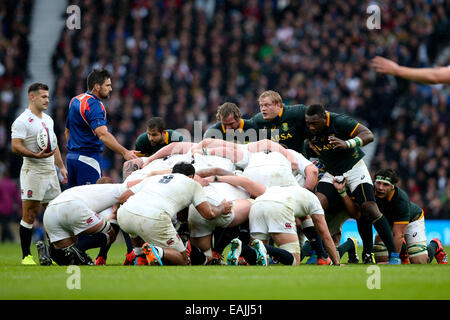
374, 168, 399, 185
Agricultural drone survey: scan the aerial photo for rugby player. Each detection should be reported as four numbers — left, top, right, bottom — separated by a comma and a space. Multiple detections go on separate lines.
304, 104, 401, 264
373, 169, 448, 264
11, 83, 68, 265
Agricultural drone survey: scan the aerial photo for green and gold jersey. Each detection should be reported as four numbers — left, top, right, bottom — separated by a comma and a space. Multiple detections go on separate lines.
376, 186, 424, 226
204, 119, 255, 144
251, 104, 308, 153
134, 129, 185, 156
304, 112, 364, 175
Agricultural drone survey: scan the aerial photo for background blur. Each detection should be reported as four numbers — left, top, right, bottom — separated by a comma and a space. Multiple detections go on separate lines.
0, 0, 449, 242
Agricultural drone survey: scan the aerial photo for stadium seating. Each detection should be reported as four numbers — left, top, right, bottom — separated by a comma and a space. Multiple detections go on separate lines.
4, 0, 450, 218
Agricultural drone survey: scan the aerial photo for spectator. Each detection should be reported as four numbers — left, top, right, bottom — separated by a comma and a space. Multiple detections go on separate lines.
2, 0, 448, 219
0, 162, 21, 242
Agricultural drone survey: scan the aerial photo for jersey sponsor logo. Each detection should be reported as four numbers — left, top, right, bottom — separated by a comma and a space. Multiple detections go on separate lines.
167, 238, 175, 246
28, 117, 34, 123
271, 132, 293, 142
86, 217, 94, 225
282, 123, 289, 131
285, 222, 292, 229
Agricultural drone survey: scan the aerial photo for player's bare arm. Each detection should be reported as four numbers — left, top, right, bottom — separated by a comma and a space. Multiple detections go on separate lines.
303, 163, 319, 191
371, 56, 450, 84
248, 139, 299, 171
54, 146, 68, 183
311, 214, 340, 265
208, 175, 266, 198
94, 125, 139, 160
392, 223, 408, 253
195, 167, 234, 178
332, 176, 360, 220
196, 200, 232, 220
11, 138, 55, 159
207, 146, 243, 163
143, 141, 194, 166
328, 124, 374, 150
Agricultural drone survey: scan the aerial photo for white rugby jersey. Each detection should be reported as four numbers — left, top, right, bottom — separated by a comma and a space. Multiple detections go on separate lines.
255, 185, 324, 218
124, 153, 195, 183
193, 153, 236, 172
202, 182, 250, 206
288, 149, 313, 186
11, 108, 56, 172
124, 173, 208, 219
243, 151, 298, 187
49, 183, 127, 213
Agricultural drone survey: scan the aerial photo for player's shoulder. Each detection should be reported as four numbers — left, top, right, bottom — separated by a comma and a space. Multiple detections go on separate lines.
243, 118, 255, 127
393, 186, 410, 203
13, 108, 31, 121
330, 111, 357, 123
42, 111, 54, 122
251, 112, 265, 124
285, 104, 307, 112
206, 122, 223, 130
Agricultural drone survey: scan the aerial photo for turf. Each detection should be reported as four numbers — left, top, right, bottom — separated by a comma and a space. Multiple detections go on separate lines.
0, 242, 449, 300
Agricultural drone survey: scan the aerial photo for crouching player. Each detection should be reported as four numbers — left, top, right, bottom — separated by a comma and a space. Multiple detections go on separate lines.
117, 162, 232, 266
373, 169, 447, 264
41, 181, 135, 265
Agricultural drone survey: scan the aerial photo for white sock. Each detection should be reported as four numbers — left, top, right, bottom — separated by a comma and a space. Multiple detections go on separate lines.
20, 220, 33, 229
133, 247, 143, 256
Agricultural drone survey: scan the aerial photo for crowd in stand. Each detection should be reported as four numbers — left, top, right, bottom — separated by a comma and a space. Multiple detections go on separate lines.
1, 0, 449, 227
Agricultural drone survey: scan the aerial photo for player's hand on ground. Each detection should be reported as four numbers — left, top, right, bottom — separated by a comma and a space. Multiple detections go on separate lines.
35, 149, 56, 158
328, 136, 347, 149
370, 56, 399, 75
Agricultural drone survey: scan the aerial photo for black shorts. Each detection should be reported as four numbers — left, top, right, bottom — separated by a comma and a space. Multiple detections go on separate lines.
317, 181, 376, 207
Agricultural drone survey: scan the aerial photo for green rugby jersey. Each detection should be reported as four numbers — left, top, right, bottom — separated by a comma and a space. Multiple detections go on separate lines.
304, 112, 365, 175
376, 186, 424, 226
251, 104, 308, 153
204, 119, 255, 143
134, 129, 185, 156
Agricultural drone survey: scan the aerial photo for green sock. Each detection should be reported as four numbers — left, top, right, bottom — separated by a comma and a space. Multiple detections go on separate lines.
338, 238, 354, 258
427, 241, 438, 263
373, 215, 397, 254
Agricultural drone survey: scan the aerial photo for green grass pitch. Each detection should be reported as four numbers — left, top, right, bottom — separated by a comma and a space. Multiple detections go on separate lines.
0, 242, 449, 300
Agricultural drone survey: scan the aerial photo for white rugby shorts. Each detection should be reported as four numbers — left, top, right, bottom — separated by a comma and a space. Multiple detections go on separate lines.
117, 206, 186, 252
249, 200, 297, 241
43, 200, 103, 243
20, 167, 61, 202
